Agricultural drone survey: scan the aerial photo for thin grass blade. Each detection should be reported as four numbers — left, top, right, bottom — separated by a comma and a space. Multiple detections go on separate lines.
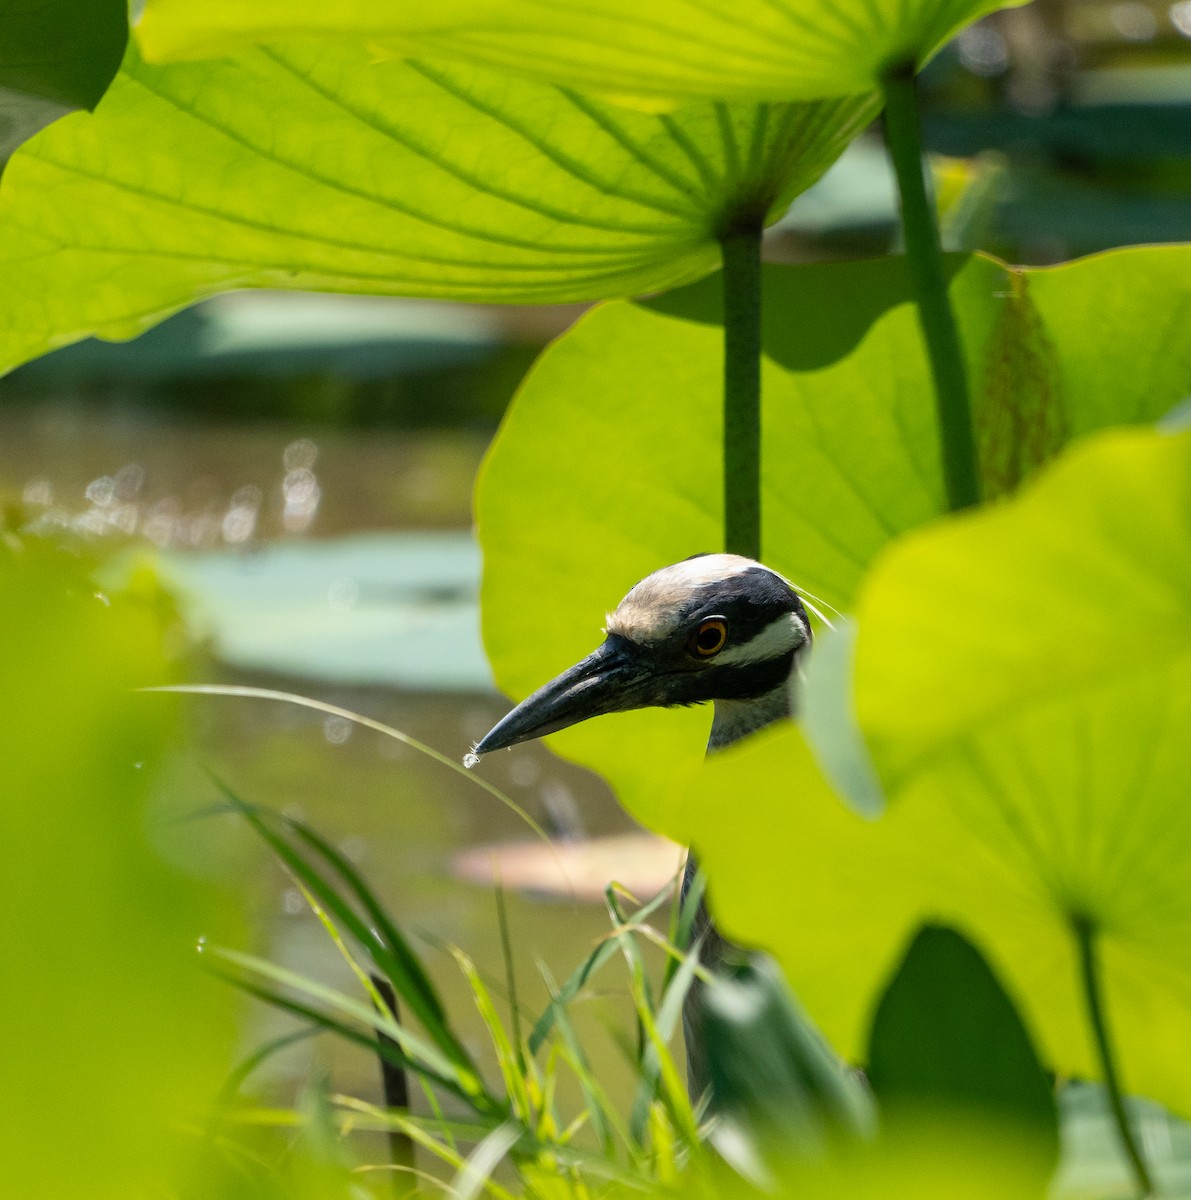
216, 1026, 323, 1105
664, 865, 705, 994
627, 968, 699, 1149
536, 963, 620, 1159
333, 1096, 499, 1144
282, 812, 474, 1068
529, 882, 674, 1055
288, 816, 448, 1021
452, 947, 535, 1125
493, 883, 525, 1073
207, 966, 469, 1098
149, 684, 550, 840
629, 934, 702, 1143
647, 1102, 679, 1187
210, 946, 484, 1099
333, 1095, 643, 1188
449, 1121, 522, 1200
211, 777, 475, 1074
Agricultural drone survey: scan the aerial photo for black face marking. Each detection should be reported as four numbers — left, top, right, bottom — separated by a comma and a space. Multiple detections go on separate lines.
661, 650, 798, 705
676, 567, 808, 652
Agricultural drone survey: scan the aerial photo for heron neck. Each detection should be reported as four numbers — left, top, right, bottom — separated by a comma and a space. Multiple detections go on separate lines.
707, 682, 791, 753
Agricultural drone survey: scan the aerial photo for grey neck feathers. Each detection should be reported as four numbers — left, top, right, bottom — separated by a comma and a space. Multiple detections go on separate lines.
707, 681, 792, 753
684, 640, 803, 1101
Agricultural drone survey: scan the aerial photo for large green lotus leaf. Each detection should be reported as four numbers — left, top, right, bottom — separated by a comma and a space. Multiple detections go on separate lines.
682, 428, 1191, 1116
1026, 247, 1191, 437
476, 249, 1191, 834
477, 255, 992, 833
0, 1, 126, 160
136, 0, 1022, 106
0, 42, 874, 374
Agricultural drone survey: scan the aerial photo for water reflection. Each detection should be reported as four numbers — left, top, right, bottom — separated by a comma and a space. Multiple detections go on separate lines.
222, 485, 261, 544
2, 408, 486, 547
24, 440, 320, 547
281, 437, 321, 533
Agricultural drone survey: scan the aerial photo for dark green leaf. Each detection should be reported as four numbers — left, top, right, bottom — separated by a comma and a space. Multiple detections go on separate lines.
0, 1, 126, 160
867, 924, 1058, 1165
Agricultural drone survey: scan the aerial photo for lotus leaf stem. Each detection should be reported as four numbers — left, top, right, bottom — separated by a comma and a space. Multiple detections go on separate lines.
1073, 916, 1153, 1197
882, 66, 981, 513
721, 225, 763, 559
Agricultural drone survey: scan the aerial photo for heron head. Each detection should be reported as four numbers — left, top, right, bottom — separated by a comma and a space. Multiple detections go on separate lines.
471, 553, 810, 758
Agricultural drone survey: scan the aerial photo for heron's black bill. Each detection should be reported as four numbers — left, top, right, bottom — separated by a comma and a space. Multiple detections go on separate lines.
472, 636, 651, 757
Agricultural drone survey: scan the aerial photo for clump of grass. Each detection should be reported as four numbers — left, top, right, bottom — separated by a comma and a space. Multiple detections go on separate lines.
169, 686, 866, 1197
202, 779, 709, 1199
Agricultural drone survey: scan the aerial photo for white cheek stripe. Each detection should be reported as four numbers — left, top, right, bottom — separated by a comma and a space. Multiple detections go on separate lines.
714, 611, 807, 667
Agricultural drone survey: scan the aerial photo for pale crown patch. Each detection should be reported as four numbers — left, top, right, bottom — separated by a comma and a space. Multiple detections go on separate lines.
605, 554, 777, 645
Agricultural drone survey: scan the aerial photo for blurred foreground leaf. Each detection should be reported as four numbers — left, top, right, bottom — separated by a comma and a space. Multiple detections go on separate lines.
0, 543, 235, 1198
136, 0, 1022, 106
856, 411, 1191, 792
650, 1118, 1047, 1199
682, 428, 1191, 1118
477, 247, 1191, 833
0, 41, 872, 373
702, 954, 873, 1164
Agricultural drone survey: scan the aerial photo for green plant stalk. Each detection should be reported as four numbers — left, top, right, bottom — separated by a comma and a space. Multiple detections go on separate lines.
372, 975, 418, 1194
494, 884, 526, 1073
1073, 917, 1153, 1197
882, 66, 981, 513
721, 225, 763, 559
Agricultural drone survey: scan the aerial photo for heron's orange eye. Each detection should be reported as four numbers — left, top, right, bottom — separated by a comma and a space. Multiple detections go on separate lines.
688, 617, 728, 658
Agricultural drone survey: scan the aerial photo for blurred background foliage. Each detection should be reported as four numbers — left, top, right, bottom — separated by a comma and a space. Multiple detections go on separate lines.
2, 1, 1191, 1198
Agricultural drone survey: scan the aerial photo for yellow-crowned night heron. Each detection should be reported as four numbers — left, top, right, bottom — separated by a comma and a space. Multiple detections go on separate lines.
470, 553, 811, 1099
